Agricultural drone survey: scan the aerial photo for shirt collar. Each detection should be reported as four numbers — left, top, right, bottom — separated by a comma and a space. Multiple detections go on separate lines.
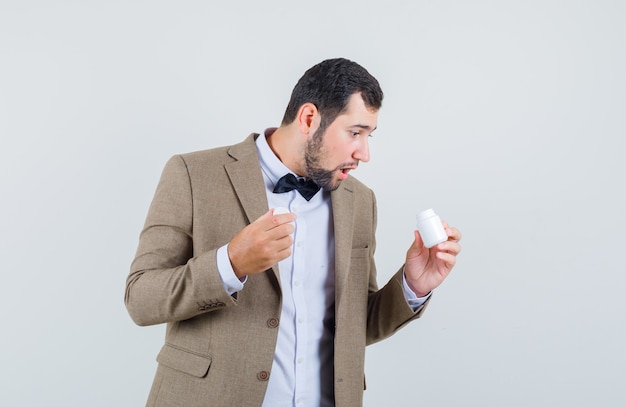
256, 128, 297, 187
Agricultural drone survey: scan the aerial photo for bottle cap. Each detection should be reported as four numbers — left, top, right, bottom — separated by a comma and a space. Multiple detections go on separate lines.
416, 208, 436, 222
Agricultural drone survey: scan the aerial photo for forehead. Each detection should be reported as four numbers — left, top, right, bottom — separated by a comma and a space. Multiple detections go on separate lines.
337, 93, 379, 126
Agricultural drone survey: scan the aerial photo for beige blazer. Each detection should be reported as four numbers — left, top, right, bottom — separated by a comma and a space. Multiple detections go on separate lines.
125, 134, 428, 407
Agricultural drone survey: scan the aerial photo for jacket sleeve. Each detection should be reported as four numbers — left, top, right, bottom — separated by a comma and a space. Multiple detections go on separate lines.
365, 191, 430, 345
125, 155, 236, 326
366, 268, 430, 345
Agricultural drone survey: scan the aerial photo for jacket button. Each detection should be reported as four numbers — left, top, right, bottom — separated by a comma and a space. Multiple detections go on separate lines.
257, 371, 270, 381
267, 318, 279, 328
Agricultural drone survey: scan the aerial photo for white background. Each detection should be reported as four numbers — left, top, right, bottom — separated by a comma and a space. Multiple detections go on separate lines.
1, 1, 624, 406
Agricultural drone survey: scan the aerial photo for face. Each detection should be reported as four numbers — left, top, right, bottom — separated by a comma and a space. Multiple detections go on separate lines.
304, 93, 378, 191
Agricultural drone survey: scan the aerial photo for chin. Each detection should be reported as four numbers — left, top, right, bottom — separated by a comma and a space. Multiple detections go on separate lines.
327, 179, 344, 192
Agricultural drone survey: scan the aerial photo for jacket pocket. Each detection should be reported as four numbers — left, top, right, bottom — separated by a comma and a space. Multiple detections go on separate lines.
351, 247, 370, 258
156, 344, 212, 378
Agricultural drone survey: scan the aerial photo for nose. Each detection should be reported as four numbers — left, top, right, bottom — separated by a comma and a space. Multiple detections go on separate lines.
353, 137, 370, 163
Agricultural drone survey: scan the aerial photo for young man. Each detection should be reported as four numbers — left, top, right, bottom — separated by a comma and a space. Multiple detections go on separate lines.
125, 58, 462, 407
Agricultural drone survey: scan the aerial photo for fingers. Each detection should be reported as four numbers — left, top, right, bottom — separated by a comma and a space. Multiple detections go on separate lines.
256, 210, 296, 266
250, 209, 296, 242
435, 237, 461, 256
434, 234, 461, 271
442, 220, 462, 242
256, 233, 294, 262
435, 250, 457, 270
228, 209, 297, 278
259, 209, 296, 231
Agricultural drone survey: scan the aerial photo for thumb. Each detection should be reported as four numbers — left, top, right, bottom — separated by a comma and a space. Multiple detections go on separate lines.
254, 209, 275, 223
413, 230, 425, 250
407, 230, 426, 259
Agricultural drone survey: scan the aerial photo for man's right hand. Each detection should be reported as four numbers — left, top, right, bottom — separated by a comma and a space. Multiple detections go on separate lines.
227, 209, 296, 278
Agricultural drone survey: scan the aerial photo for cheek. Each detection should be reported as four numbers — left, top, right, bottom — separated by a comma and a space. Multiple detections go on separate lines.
338, 144, 354, 160
325, 147, 344, 164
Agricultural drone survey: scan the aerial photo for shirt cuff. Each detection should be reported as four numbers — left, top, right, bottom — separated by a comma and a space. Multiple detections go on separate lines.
216, 244, 246, 295
402, 271, 431, 311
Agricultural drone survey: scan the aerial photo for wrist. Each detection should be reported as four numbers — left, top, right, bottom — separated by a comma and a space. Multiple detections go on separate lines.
405, 277, 430, 298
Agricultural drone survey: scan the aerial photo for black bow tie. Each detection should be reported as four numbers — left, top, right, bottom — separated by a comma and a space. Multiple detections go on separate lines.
273, 173, 320, 201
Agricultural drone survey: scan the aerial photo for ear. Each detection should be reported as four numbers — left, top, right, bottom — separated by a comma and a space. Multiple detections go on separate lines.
296, 102, 320, 135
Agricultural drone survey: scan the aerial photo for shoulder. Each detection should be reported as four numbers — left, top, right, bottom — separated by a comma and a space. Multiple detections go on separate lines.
162, 134, 259, 175
178, 133, 258, 165
156, 134, 259, 184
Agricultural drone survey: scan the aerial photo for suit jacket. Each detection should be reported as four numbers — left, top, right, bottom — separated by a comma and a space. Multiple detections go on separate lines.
125, 134, 428, 407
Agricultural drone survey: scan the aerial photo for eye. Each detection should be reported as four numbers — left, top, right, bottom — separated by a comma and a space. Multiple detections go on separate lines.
349, 131, 360, 137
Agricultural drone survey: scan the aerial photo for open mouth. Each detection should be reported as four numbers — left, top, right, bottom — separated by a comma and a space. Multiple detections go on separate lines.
338, 164, 357, 179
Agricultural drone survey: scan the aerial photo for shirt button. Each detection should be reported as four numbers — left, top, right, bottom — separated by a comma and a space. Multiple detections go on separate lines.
257, 371, 270, 381
294, 280, 301, 287
267, 318, 279, 328
298, 317, 304, 324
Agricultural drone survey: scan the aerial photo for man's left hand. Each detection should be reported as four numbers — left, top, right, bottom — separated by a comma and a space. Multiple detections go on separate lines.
404, 222, 462, 297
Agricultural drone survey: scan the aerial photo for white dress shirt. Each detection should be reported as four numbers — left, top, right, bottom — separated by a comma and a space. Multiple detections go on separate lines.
215, 130, 429, 407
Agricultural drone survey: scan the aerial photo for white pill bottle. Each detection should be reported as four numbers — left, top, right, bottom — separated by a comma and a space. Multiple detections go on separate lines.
416, 208, 448, 248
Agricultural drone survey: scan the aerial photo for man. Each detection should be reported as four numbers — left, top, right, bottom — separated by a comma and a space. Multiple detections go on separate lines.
125, 58, 462, 407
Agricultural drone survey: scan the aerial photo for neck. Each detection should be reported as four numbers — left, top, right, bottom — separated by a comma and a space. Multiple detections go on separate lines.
266, 125, 306, 176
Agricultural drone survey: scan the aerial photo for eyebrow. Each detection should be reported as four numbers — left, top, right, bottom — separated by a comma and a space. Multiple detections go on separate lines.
351, 124, 377, 132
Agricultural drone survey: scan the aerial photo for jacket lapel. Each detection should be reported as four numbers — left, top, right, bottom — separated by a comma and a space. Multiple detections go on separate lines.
224, 134, 268, 224
331, 179, 356, 310
224, 134, 281, 289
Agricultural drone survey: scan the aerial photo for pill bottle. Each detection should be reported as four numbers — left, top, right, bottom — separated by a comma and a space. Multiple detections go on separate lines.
416, 208, 448, 248
273, 207, 290, 215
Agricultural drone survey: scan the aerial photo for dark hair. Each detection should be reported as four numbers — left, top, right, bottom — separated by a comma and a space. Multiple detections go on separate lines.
281, 58, 383, 132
